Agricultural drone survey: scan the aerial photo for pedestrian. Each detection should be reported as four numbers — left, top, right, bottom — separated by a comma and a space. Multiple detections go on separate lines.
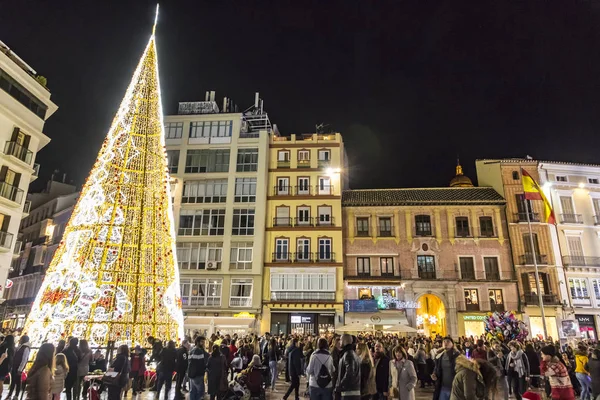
472, 340, 487, 361
129, 345, 147, 395
373, 341, 390, 400
63, 337, 81, 400
357, 343, 376, 400
52, 353, 69, 400
206, 345, 227, 400
505, 341, 530, 400
175, 339, 190, 400
336, 334, 361, 400
540, 345, 575, 400
524, 343, 541, 388
307, 337, 335, 400
574, 343, 591, 400
450, 355, 498, 400
267, 338, 280, 391
283, 338, 303, 400
585, 348, 600, 400
0, 335, 14, 400
389, 345, 417, 400
414, 344, 428, 388
188, 336, 209, 400
76, 339, 92, 400
488, 341, 509, 400
106, 344, 131, 400
433, 337, 460, 400
157, 340, 177, 400
6, 334, 30, 400
26, 342, 55, 400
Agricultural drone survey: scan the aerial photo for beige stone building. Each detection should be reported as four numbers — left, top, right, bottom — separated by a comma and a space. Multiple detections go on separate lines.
342, 166, 519, 338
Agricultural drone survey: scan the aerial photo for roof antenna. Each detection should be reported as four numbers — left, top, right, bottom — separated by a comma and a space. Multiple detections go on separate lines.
152, 4, 159, 36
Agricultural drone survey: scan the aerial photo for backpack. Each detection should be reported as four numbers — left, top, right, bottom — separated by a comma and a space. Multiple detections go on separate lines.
315, 355, 332, 388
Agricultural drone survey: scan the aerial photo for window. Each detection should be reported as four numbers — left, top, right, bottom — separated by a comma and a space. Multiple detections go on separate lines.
232, 209, 255, 235
298, 150, 310, 168
569, 278, 590, 299
317, 150, 331, 166
522, 233, 541, 263
417, 255, 436, 279
277, 151, 290, 168
274, 238, 289, 260
230, 242, 253, 270
489, 289, 504, 311
594, 198, 600, 219
317, 206, 332, 226
415, 215, 432, 236
318, 238, 332, 261
515, 194, 535, 221
296, 238, 311, 261
189, 120, 232, 138
165, 122, 183, 139
479, 216, 495, 237
276, 177, 290, 195
521, 272, 551, 295
358, 288, 373, 300
357, 257, 371, 276
167, 150, 180, 173
592, 279, 600, 300
318, 177, 332, 195
455, 217, 470, 237
234, 178, 256, 202
297, 177, 310, 195
589, 178, 599, 184
378, 217, 392, 237
176, 242, 223, 270
459, 257, 476, 280
297, 206, 311, 225
236, 148, 259, 172
230, 279, 253, 307
566, 236, 584, 264
356, 217, 369, 236
0, 67, 48, 119
270, 272, 335, 292
464, 289, 479, 311
512, 171, 519, 180
484, 257, 500, 280
178, 209, 225, 236
556, 175, 567, 182
180, 278, 222, 307
380, 257, 394, 276
185, 149, 230, 173
182, 180, 227, 203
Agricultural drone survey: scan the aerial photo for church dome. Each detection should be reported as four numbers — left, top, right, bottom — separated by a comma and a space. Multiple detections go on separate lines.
450, 161, 474, 187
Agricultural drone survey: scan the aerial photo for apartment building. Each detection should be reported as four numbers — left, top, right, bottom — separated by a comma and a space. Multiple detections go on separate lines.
0, 40, 58, 299
164, 93, 270, 336
342, 165, 518, 338
2, 179, 78, 328
260, 132, 346, 335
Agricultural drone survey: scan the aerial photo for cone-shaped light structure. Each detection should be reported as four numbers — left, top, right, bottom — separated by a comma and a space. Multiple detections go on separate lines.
23, 8, 184, 347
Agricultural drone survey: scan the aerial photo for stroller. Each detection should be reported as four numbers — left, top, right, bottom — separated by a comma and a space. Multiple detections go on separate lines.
223, 366, 268, 400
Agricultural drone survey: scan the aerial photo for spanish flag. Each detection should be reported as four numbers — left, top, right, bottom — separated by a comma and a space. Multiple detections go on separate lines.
521, 168, 556, 224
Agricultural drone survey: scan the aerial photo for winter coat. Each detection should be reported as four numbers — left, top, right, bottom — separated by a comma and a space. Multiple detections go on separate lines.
450, 355, 488, 400
62, 346, 80, 386
287, 345, 303, 378
374, 353, 390, 394
159, 347, 177, 374
188, 346, 209, 379
487, 349, 506, 376
51, 364, 67, 394
337, 345, 361, 398
206, 354, 227, 395
307, 350, 335, 389
389, 358, 417, 400
176, 346, 189, 373
78, 350, 92, 377
525, 349, 541, 376
433, 348, 460, 400
26, 365, 52, 400
108, 353, 131, 388
586, 357, 600, 397
360, 358, 376, 396
0, 342, 14, 376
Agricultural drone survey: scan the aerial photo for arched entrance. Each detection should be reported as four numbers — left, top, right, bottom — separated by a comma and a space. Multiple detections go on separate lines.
416, 294, 447, 337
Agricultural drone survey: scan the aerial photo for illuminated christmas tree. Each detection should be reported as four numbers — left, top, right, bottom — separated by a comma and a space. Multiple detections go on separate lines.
23, 7, 184, 347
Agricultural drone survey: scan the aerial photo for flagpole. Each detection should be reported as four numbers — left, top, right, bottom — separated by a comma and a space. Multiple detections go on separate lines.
525, 199, 548, 339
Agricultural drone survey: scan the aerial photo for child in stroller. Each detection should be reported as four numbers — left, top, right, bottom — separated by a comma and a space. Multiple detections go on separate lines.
224, 355, 269, 400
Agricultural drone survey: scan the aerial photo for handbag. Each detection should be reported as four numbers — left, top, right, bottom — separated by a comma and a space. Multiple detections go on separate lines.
391, 387, 399, 399
102, 371, 121, 386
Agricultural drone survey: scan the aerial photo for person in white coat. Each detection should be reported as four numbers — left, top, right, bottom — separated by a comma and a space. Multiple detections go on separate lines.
389, 345, 417, 400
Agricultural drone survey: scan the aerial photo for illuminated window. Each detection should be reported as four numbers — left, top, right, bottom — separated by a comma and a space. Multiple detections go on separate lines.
569, 278, 590, 299
417, 255, 436, 279
415, 215, 432, 236
380, 257, 394, 275
358, 288, 372, 299
464, 289, 479, 311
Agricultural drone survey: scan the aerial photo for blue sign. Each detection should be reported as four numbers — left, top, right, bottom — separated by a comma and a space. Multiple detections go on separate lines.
344, 299, 379, 313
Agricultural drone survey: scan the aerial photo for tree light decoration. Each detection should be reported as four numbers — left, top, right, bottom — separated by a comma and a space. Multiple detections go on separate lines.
22, 8, 184, 348
428, 316, 438, 324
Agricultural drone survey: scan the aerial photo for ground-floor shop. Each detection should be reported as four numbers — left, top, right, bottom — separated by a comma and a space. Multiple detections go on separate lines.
521, 306, 561, 340
575, 314, 598, 340
260, 304, 343, 335
457, 314, 488, 338
183, 313, 258, 337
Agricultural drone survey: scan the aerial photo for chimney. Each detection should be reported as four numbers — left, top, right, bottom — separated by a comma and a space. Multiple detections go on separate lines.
254, 92, 260, 108
223, 97, 228, 112
62, 173, 66, 183
205, 91, 209, 101
210, 91, 215, 102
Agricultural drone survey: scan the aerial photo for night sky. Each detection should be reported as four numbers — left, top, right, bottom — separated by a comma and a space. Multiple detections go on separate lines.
2, 1, 600, 191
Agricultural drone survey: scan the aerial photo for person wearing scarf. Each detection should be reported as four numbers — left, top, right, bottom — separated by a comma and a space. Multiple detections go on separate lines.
540, 345, 575, 400
504, 341, 530, 400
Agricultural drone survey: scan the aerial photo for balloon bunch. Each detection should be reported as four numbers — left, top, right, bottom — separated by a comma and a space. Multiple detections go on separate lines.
484, 310, 528, 342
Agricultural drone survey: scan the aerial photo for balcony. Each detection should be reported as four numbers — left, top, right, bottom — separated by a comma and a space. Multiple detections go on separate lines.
0, 182, 23, 205
595, 215, 600, 225
294, 217, 314, 227
316, 185, 334, 195
272, 252, 292, 262
345, 273, 399, 281
273, 186, 291, 196
560, 214, 583, 224
277, 160, 290, 169
273, 217, 293, 227
0, 231, 13, 250
4, 142, 32, 165
457, 301, 481, 311
297, 160, 311, 168
456, 301, 516, 312
414, 227, 433, 237
239, 132, 260, 139
455, 227, 473, 238
294, 252, 313, 262
514, 212, 540, 223
562, 256, 600, 267
271, 291, 335, 301
229, 297, 252, 307
519, 253, 548, 265
317, 159, 331, 168
522, 294, 561, 306
460, 271, 477, 280
316, 217, 334, 227
316, 252, 335, 262
23, 200, 31, 214
273, 185, 334, 196
294, 185, 311, 196
418, 271, 437, 279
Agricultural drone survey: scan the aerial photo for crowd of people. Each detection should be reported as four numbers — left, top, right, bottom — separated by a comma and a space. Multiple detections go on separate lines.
0, 330, 597, 400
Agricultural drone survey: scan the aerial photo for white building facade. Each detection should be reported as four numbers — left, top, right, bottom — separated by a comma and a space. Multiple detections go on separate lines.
0, 41, 57, 298
164, 94, 271, 336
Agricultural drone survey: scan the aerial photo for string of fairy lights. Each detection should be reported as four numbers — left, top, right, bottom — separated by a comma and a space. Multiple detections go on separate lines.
22, 11, 184, 347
